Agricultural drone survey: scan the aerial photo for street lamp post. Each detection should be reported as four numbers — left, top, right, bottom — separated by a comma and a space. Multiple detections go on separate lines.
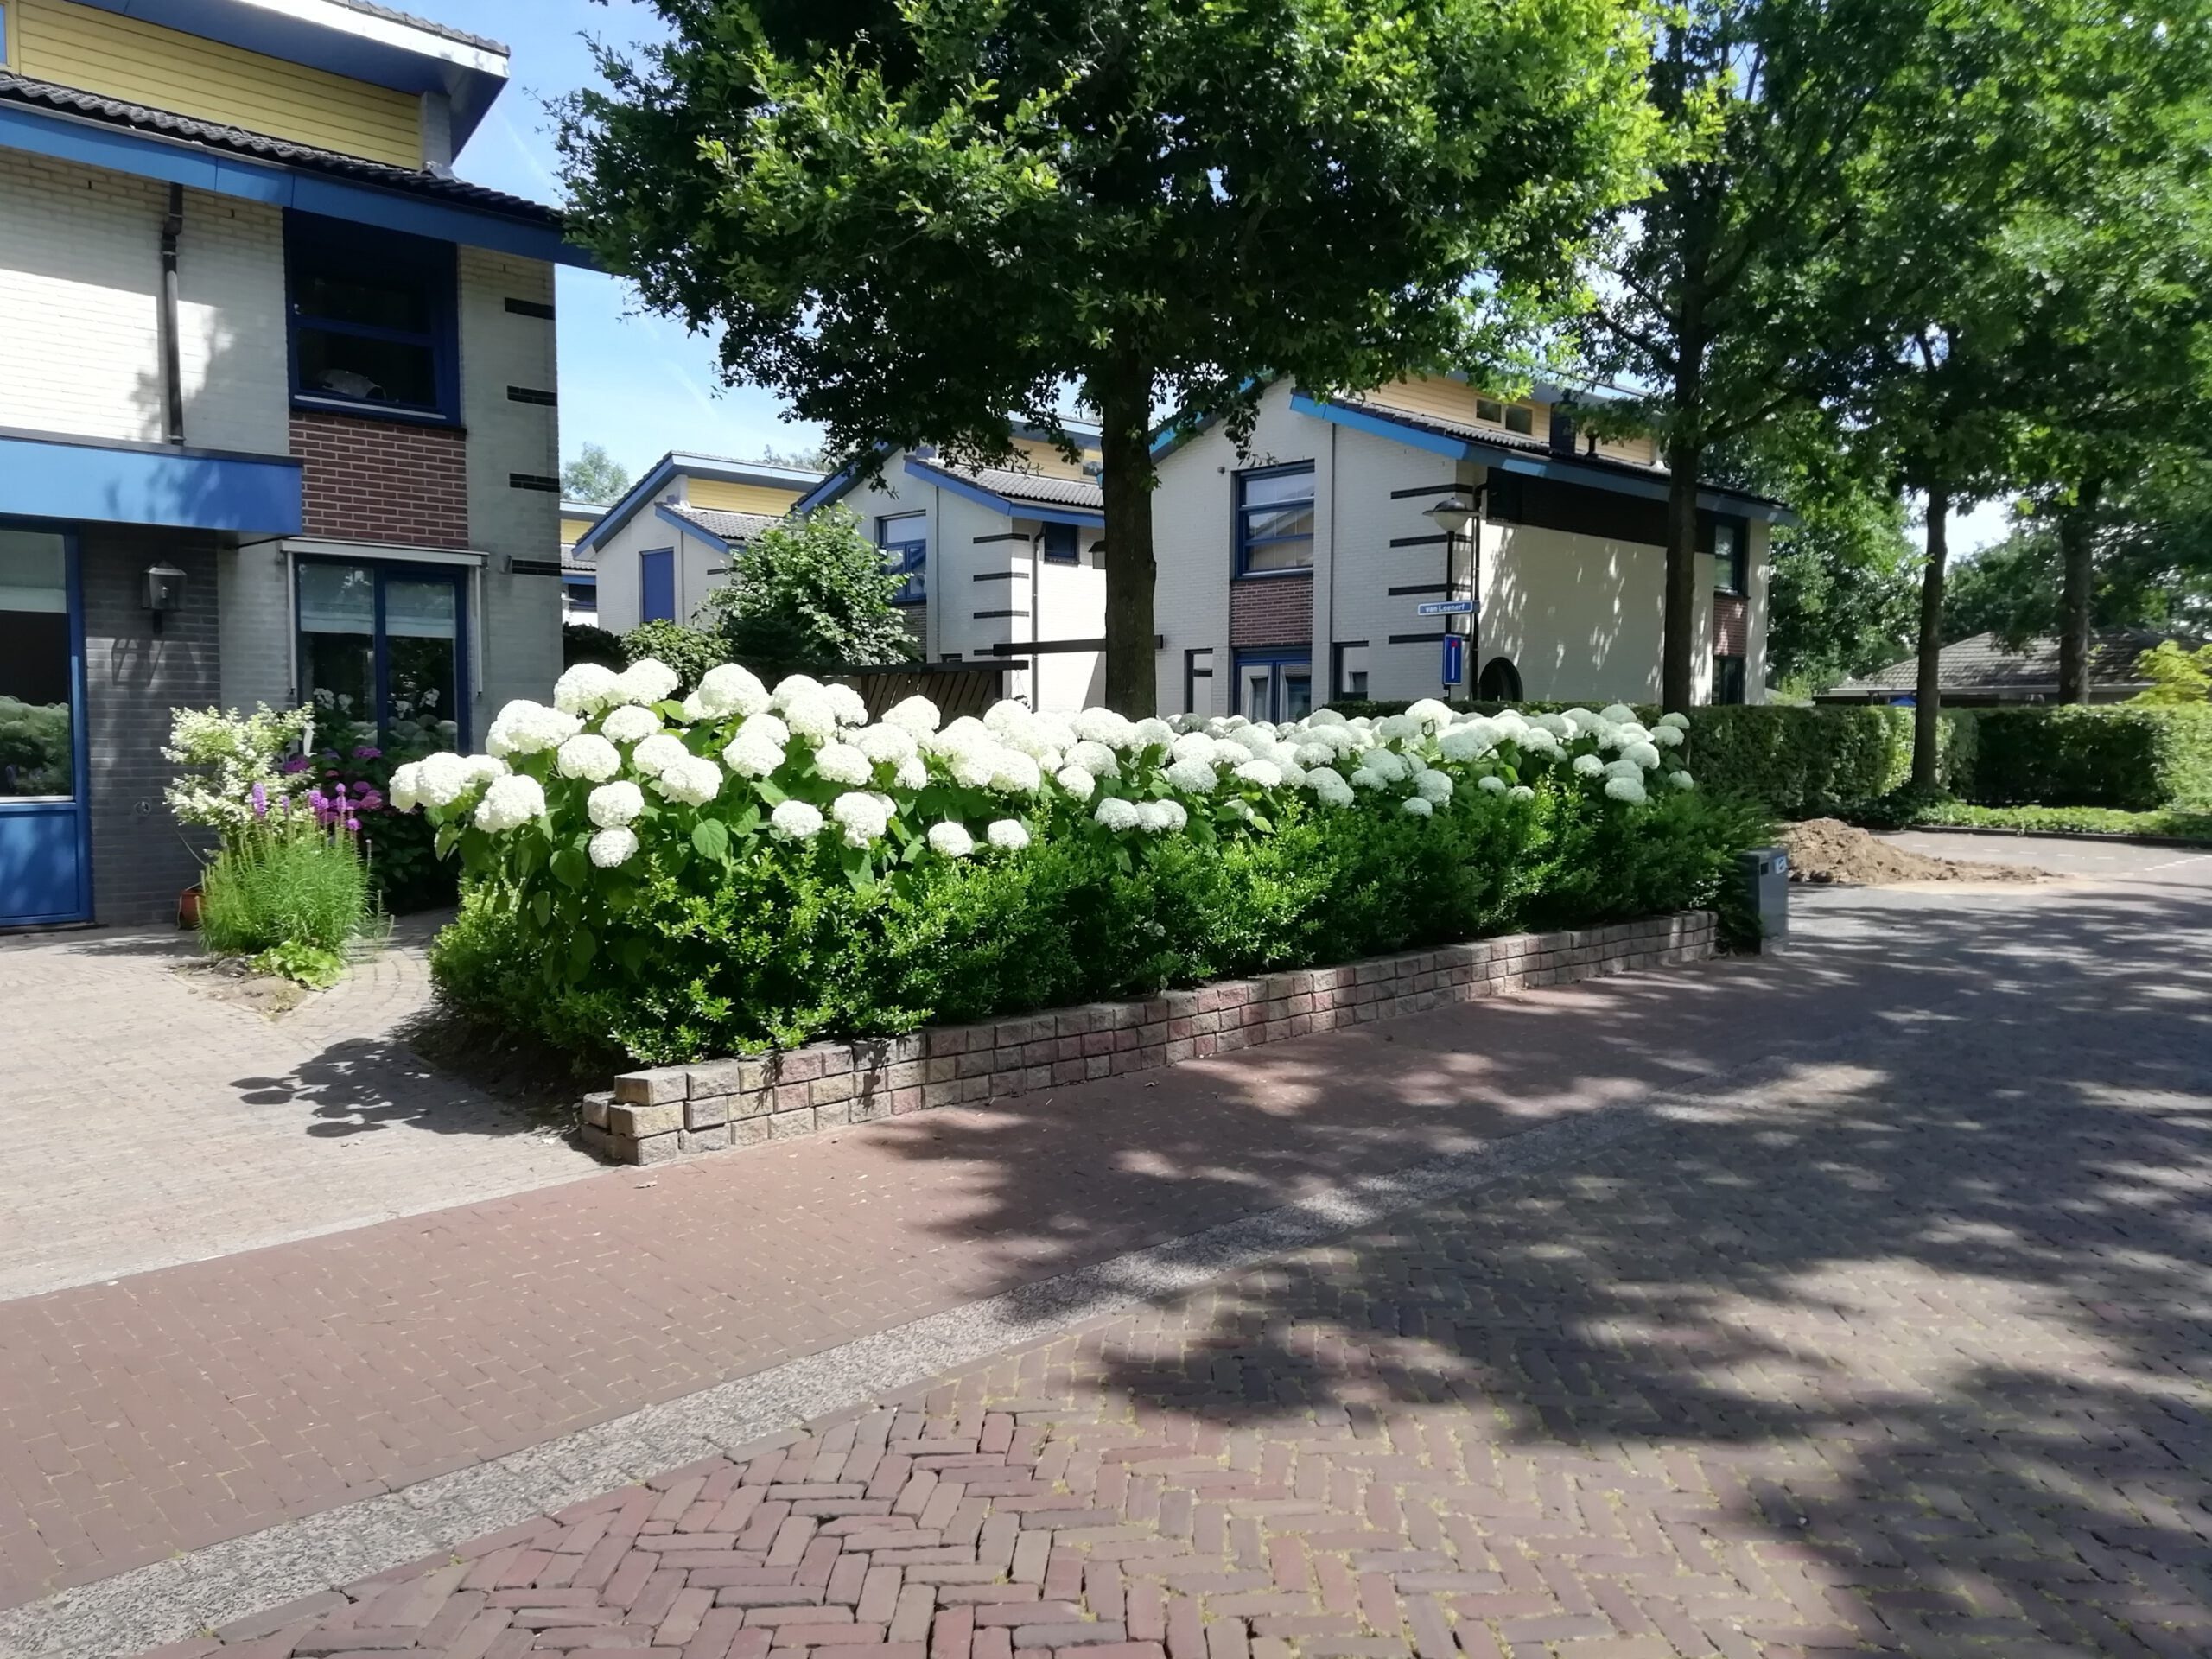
1423, 493, 1481, 695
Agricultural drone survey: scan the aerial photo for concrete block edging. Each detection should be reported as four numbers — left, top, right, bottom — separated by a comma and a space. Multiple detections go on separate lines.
587, 909, 1719, 1166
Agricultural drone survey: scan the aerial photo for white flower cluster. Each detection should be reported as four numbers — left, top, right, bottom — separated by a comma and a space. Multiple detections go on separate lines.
402, 657, 1700, 874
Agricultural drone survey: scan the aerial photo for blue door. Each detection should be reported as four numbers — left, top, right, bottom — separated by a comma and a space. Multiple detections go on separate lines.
0, 526, 91, 927
639, 549, 675, 621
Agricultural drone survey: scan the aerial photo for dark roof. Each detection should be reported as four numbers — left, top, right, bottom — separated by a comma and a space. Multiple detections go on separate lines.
662, 505, 785, 545
1821, 630, 2187, 698
913, 458, 1105, 513
335, 0, 509, 54
0, 71, 559, 225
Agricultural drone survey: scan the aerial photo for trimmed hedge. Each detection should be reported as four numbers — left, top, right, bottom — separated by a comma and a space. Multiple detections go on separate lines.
1965, 705, 2212, 810
1895, 801, 2212, 842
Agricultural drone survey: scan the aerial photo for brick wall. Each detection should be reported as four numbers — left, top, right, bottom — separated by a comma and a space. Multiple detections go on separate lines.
1229, 573, 1313, 649
594, 911, 1719, 1166
1714, 592, 1749, 658
291, 410, 469, 548
81, 527, 221, 925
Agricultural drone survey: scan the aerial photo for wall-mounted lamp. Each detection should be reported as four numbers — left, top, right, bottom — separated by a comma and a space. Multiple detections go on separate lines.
144, 561, 186, 632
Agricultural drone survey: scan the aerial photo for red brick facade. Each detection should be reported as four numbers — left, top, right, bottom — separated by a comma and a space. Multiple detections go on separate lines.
1229, 572, 1313, 649
1713, 592, 1750, 657
290, 410, 469, 549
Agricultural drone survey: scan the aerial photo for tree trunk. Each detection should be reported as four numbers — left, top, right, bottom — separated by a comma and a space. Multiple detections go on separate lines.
1662, 436, 1702, 714
2056, 474, 2104, 703
1095, 355, 1159, 717
1911, 486, 1949, 791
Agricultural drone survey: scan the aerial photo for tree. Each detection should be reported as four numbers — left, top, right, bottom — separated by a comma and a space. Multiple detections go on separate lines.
705, 506, 918, 675
1573, 0, 1978, 713
559, 0, 1657, 714
562, 443, 633, 504
754, 444, 837, 474
2133, 640, 2212, 705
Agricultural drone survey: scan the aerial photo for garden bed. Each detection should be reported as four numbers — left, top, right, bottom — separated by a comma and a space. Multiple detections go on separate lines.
588, 909, 1718, 1166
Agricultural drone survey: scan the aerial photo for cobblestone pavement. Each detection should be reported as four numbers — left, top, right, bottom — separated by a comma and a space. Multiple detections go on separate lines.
0, 917, 596, 1299
129, 856, 2212, 1657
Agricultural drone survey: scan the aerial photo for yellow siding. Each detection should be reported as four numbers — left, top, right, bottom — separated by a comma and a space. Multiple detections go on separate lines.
685, 478, 810, 516
1593, 434, 1660, 467
1009, 437, 1097, 480
561, 518, 598, 548
17, 0, 422, 168
1373, 374, 1548, 441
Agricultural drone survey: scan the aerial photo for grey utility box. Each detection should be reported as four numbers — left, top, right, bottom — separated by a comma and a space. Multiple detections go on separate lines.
1738, 846, 1789, 951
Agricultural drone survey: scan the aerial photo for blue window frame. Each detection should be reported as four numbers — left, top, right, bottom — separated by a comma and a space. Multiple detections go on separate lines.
0, 521, 93, 927
639, 549, 675, 621
295, 558, 469, 753
879, 515, 927, 606
1234, 462, 1315, 576
1040, 522, 1079, 564
285, 210, 459, 423
1233, 650, 1312, 722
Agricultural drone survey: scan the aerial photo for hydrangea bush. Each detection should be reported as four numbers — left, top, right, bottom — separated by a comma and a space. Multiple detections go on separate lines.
416, 658, 1758, 1063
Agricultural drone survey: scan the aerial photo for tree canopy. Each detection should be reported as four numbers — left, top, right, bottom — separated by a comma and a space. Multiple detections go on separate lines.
707, 506, 920, 675
562, 442, 633, 505
559, 0, 1661, 713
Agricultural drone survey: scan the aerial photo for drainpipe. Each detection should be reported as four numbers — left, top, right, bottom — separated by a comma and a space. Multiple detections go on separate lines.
1029, 524, 1041, 709
158, 184, 186, 446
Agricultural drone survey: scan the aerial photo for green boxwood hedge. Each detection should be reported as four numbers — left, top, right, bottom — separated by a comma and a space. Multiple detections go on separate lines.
1964, 705, 2212, 810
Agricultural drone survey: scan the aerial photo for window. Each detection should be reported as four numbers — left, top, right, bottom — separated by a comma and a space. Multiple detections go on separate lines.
1331, 641, 1370, 702
1707, 515, 1750, 594
1233, 463, 1315, 575
1040, 523, 1079, 564
1184, 648, 1214, 715
1503, 404, 1535, 435
0, 527, 73, 799
1235, 652, 1311, 721
879, 514, 927, 605
562, 578, 596, 620
286, 211, 456, 421
639, 550, 675, 621
296, 561, 465, 752
1714, 653, 1747, 705
1475, 396, 1505, 425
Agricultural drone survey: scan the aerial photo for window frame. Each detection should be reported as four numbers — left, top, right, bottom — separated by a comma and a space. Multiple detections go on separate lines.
293, 555, 472, 749
284, 210, 461, 426
878, 513, 928, 606
1039, 522, 1080, 565
1184, 647, 1214, 716
1232, 647, 1313, 721
1232, 461, 1317, 579
1705, 512, 1751, 595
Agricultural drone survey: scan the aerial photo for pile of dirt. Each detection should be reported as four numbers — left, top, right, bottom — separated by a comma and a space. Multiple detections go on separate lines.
1780, 818, 2050, 887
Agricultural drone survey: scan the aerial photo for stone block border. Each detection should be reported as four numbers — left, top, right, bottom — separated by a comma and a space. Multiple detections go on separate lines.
585, 909, 1718, 1166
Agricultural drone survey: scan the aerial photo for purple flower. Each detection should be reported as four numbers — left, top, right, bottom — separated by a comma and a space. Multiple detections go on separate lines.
250, 781, 268, 818
345, 817, 361, 833
353, 746, 382, 760
323, 767, 340, 778
356, 788, 385, 813
281, 755, 310, 774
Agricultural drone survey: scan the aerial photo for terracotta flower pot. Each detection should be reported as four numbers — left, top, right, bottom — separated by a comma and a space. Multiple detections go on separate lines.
178, 886, 203, 930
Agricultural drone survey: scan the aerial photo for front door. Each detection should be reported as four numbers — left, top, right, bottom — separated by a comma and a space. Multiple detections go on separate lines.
296, 560, 467, 754
1235, 652, 1312, 724
0, 526, 90, 927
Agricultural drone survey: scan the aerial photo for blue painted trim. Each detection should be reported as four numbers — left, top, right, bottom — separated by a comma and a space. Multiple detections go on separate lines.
285, 209, 460, 423
0, 103, 593, 268
0, 432, 300, 533
796, 450, 880, 515
902, 459, 1105, 528
1230, 647, 1313, 721
579, 454, 825, 554
1233, 461, 1317, 580
655, 503, 732, 553
1287, 392, 1473, 461
0, 520, 93, 926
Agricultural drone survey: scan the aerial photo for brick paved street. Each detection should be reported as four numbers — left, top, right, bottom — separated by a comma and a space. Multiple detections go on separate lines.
0, 918, 596, 1298
118, 846, 2212, 1657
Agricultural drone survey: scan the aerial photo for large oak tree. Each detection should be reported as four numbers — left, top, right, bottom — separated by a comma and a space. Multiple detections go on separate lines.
558, 0, 1658, 713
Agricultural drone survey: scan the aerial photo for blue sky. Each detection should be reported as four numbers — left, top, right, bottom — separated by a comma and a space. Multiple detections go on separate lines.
437, 0, 825, 482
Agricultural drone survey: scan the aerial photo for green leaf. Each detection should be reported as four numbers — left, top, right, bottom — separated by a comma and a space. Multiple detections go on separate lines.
531, 889, 553, 928
566, 927, 599, 982
692, 817, 732, 863
550, 846, 591, 891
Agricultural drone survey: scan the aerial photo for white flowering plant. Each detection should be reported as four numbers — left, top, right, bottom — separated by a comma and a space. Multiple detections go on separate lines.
405, 659, 1726, 1009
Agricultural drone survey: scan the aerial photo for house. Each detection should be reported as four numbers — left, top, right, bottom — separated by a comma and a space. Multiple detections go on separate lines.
1815, 630, 2190, 705
573, 454, 824, 635
559, 500, 607, 627
0, 0, 585, 929
798, 427, 1109, 712
1148, 377, 1789, 718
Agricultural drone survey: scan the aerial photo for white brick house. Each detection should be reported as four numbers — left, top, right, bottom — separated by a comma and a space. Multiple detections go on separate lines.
0, 0, 586, 926
1149, 377, 1788, 718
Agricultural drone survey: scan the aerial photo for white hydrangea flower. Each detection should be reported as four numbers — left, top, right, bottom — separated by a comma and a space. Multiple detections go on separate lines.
1605, 757, 1644, 779
824, 683, 870, 727
1508, 785, 1535, 802
1562, 708, 1600, 734
1658, 711, 1691, 731
1670, 770, 1695, 790
1055, 764, 1096, 799
987, 819, 1030, 851
587, 780, 645, 829
723, 727, 787, 779
1376, 714, 1423, 742
1233, 758, 1283, 789
1308, 768, 1355, 808
884, 695, 942, 736
894, 755, 928, 791
771, 673, 825, 708
414, 751, 475, 807
588, 827, 639, 868
601, 704, 663, 745
1143, 800, 1188, 834
1168, 732, 1213, 765
982, 699, 1030, 734
632, 733, 690, 778
486, 699, 582, 758
554, 663, 623, 716
830, 791, 892, 847
467, 755, 508, 787
1070, 708, 1135, 748
1519, 728, 1564, 758
928, 821, 976, 858
690, 663, 772, 720
854, 723, 918, 765
1625, 741, 1662, 770
1599, 703, 1637, 725
1593, 724, 1624, 751
474, 772, 545, 831
1166, 758, 1217, 794
556, 733, 622, 781
812, 741, 874, 785
1310, 708, 1348, 727
1349, 768, 1386, 791
770, 799, 823, 840
1605, 775, 1649, 804
1438, 726, 1494, 763
1094, 796, 1141, 832
1478, 773, 1510, 795
1533, 713, 1573, 738
1402, 796, 1434, 817
1132, 717, 1176, 750
1573, 753, 1606, 777
1414, 768, 1453, 802
950, 750, 997, 790
781, 691, 842, 741
1364, 748, 1410, 783
388, 762, 423, 813
990, 749, 1043, 794
614, 658, 681, 707
1652, 724, 1685, 748
1068, 739, 1120, 778
655, 754, 721, 806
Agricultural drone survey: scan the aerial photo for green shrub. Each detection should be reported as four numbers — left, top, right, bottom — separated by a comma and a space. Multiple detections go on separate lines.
200, 816, 374, 958
620, 620, 727, 693
1966, 704, 2212, 810
564, 622, 626, 670
1878, 799, 2212, 842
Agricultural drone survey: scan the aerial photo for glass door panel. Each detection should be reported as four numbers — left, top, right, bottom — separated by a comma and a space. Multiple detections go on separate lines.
297, 562, 378, 726
296, 562, 467, 754
0, 526, 88, 926
384, 576, 461, 756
